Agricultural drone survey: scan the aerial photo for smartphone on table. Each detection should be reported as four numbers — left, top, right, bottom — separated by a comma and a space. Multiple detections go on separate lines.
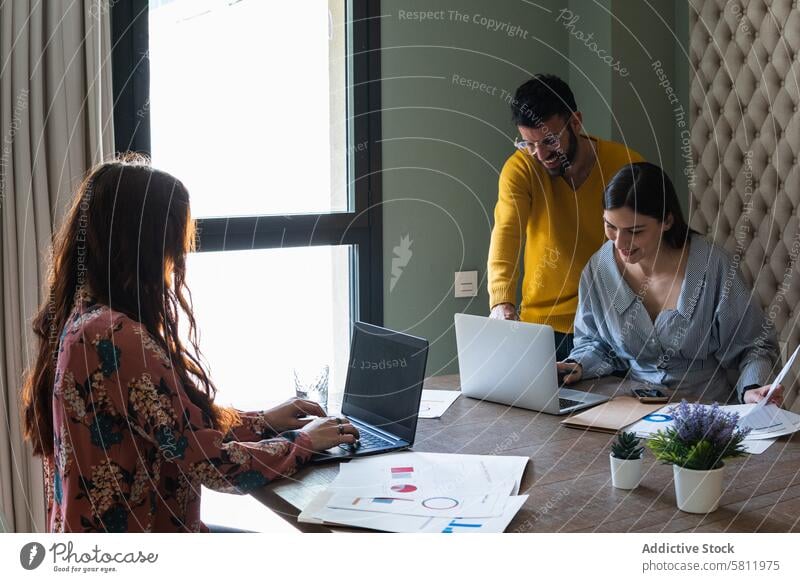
631, 387, 669, 403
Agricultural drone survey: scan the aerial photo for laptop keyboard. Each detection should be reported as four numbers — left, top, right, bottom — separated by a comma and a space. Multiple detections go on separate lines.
339, 429, 392, 451
559, 397, 583, 410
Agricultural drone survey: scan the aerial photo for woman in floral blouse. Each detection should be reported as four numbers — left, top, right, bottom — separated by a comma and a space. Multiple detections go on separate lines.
21, 155, 358, 532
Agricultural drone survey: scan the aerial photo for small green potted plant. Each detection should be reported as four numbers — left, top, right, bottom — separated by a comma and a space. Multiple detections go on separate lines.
609, 431, 644, 489
647, 401, 751, 513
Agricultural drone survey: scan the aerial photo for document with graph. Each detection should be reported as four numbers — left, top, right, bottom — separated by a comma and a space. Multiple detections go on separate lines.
299, 451, 529, 533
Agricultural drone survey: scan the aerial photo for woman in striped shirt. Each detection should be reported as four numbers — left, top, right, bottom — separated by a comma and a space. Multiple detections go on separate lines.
557, 162, 783, 405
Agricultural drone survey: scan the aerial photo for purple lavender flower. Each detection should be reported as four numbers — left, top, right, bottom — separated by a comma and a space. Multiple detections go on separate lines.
669, 400, 751, 446
648, 400, 752, 470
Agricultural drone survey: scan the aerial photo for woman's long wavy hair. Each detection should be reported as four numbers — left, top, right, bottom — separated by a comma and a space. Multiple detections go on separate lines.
22, 154, 238, 457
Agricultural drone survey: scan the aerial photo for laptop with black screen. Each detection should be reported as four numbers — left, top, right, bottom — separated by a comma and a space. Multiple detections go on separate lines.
309, 322, 429, 463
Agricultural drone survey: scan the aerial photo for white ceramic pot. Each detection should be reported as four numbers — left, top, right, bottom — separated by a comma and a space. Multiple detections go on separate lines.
673, 464, 725, 513
610, 453, 643, 489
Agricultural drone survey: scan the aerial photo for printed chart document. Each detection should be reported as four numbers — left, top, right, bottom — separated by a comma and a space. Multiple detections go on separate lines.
335, 451, 528, 495
623, 404, 787, 454
325, 487, 513, 518
736, 406, 800, 440
298, 451, 529, 533
418, 390, 460, 419
301, 490, 529, 534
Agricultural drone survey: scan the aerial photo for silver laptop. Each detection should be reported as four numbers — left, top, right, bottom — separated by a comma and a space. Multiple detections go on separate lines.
454, 314, 609, 415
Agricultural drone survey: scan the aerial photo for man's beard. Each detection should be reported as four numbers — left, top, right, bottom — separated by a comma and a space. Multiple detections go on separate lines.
540, 126, 579, 177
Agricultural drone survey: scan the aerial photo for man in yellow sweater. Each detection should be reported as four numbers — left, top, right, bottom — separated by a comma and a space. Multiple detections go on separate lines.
488, 74, 643, 360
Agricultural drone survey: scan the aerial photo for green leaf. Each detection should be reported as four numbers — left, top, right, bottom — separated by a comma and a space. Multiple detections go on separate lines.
611, 431, 644, 459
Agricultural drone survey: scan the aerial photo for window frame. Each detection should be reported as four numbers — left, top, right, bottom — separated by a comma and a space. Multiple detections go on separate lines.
110, 0, 383, 326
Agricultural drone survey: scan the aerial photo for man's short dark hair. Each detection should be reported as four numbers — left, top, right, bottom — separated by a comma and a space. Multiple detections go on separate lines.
511, 74, 577, 128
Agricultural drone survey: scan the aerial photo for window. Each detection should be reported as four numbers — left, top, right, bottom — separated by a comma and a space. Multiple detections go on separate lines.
148, 0, 348, 218
182, 245, 352, 410
111, 0, 382, 407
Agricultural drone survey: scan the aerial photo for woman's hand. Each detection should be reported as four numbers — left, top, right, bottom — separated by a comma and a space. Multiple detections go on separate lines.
264, 397, 326, 433
556, 361, 583, 385
743, 383, 784, 406
300, 417, 360, 451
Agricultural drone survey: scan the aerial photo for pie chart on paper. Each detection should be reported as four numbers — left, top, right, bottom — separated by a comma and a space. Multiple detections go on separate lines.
390, 484, 417, 493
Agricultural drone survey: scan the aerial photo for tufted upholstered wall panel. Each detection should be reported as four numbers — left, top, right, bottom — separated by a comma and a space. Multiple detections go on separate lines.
689, 0, 800, 409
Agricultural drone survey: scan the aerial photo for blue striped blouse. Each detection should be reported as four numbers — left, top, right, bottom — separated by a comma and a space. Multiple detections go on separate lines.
567, 234, 779, 403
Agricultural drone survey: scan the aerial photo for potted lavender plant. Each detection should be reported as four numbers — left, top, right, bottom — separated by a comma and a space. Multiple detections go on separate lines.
647, 401, 751, 513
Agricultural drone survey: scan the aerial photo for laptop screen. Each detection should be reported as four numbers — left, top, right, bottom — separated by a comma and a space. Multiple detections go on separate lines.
342, 322, 428, 444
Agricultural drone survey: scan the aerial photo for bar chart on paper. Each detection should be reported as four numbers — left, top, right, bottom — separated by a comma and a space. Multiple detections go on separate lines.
391, 466, 414, 479
352, 497, 415, 506
328, 490, 506, 518
442, 519, 483, 533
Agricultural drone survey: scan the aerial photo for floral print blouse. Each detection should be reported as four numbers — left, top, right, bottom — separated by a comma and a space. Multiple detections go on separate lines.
44, 298, 313, 532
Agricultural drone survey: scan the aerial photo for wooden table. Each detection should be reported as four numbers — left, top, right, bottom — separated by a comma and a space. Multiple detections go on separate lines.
251, 375, 800, 533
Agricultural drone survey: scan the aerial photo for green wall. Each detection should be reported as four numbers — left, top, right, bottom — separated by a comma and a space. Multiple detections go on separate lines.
566, 0, 613, 138
380, 0, 691, 375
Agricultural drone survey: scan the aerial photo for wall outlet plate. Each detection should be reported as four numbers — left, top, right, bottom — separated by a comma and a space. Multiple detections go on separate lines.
454, 271, 478, 298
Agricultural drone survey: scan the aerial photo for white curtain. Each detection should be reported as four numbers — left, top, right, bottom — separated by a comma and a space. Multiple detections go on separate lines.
0, 0, 114, 533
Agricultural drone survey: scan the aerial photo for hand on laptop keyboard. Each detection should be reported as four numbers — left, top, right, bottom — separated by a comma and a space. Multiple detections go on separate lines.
340, 439, 361, 451
299, 416, 360, 451
340, 429, 395, 452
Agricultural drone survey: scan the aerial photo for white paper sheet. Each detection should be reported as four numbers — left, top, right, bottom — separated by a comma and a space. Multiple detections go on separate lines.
418, 390, 461, 419
300, 489, 529, 533
200, 487, 300, 534
336, 451, 529, 496
738, 439, 777, 454
739, 407, 800, 439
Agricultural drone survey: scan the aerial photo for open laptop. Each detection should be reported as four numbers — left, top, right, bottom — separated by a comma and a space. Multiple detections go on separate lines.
310, 322, 429, 463
454, 313, 609, 415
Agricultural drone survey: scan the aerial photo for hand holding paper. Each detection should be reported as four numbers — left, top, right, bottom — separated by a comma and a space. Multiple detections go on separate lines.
740, 345, 799, 431
753, 345, 799, 409
744, 383, 784, 406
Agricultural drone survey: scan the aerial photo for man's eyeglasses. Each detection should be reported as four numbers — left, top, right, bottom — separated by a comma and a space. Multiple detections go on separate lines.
514, 121, 571, 154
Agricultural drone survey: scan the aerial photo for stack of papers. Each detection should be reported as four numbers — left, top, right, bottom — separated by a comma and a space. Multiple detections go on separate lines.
623, 403, 800, 455
739, 345, 800, 435
298, 452, 529, 533
734, 404, 800, 440
624, 346, 800, 454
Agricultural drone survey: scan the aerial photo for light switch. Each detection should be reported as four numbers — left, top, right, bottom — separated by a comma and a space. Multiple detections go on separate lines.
454, 271, 478, 298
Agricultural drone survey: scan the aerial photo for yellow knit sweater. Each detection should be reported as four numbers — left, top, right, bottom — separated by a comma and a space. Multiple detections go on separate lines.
487, 135, 644, 333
